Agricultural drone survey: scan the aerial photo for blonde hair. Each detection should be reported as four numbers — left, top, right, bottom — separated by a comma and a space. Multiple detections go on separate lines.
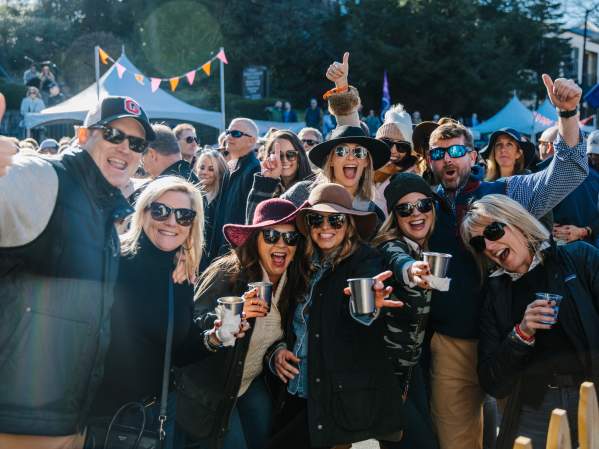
304, 215, 362, 268
484, 144, 524, 181
460, 194, 550, 276
318, 151, 375, 201
121, 176, 204, 281
372, 203, 436, 247
195, 150, 227, 202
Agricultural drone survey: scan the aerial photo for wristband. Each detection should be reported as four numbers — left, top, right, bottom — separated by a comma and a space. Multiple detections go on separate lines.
514, 324, 535, 344
557, 107, 578, 118
203, 332, 222, 352
323, 85, 348, 100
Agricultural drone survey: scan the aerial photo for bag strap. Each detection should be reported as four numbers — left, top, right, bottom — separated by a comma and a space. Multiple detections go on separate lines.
158, 276, 175, 441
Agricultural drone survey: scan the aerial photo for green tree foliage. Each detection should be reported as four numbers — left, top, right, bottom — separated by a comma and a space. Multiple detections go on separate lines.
0, 0, 572, 120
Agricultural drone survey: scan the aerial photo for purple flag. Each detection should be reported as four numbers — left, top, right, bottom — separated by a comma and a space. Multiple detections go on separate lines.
381, 70, 391, 120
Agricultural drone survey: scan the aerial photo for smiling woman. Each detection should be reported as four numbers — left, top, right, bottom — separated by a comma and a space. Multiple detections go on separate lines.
460, 194, 599, 449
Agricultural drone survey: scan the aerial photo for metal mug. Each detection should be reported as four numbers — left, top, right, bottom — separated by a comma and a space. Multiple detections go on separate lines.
248, 281, 273, 312
347, 277, 376, 315
217, 296, 245, 317
422, 252, 452, 278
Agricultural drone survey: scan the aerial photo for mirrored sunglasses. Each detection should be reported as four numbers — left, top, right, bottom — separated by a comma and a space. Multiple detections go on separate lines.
469, 222, 506, 252
429, 144, 471, 161
148, 202, 196, 226
334, 145, 368, 159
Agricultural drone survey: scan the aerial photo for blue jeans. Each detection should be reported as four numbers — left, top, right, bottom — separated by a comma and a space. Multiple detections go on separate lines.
196, 376, 273, 449
516, 386, 579, 449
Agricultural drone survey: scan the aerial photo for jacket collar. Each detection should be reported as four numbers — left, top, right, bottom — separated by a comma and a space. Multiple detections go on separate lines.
161, 159, 193, 178
60, 147, 134, 221
231, 150, 258, 173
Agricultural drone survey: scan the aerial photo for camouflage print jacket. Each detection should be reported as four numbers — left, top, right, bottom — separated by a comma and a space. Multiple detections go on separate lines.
379, 238, 432, 393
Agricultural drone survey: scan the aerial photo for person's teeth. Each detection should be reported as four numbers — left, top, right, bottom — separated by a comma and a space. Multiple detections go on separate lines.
320, 233, 334, 239
159, 230, 176, 236
495, 249, 506, 258
108, 158, 127, 169
272, 252, 286, 257
410, 219, 425, 225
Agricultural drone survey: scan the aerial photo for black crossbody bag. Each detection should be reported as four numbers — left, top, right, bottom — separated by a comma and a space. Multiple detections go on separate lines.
84, 277, 175, 449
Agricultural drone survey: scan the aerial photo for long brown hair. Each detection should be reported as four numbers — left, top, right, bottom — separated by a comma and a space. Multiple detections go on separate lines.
195, 229, 310, 327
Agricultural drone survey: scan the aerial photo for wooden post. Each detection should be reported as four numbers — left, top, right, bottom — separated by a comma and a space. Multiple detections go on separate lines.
513, 436, 533, 449
578, 382, 599, 449
546, 409, 572, 449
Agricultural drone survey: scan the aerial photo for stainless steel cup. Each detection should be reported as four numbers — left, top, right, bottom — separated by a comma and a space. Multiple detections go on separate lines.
422, 252, 452, 278
347, 277, 376, 315
217, 296, 245, 317
248, 281, 273, 311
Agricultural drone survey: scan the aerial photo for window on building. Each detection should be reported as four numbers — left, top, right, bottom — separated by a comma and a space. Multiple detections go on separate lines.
584, 50, 598, 86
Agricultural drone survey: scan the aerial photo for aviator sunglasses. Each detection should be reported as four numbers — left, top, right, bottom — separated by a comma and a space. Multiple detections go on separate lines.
261, 229, 301, 246
429, 144, 471, 161
92, 125, 149, 153
469, 222, 507, 252
305, 213, 347, 229
394, 198, 435, 217
148, 202, 196, 226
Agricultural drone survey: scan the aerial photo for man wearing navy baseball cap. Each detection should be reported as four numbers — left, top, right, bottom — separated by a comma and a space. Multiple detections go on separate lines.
0, 96, 154, 448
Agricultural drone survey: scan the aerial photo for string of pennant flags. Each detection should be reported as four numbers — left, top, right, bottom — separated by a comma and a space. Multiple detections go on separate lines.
97, 46, 228, 93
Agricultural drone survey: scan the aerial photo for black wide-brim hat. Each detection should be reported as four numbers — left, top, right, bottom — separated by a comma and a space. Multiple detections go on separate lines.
308, 125, 390, 170
480, 128, 536, 169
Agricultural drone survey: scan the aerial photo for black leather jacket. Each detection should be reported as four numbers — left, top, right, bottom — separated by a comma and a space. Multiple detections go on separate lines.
0, 149, 132, 435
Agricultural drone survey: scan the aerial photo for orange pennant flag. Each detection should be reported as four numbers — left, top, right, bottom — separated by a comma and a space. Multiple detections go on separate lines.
98, 47, 109, 65
201, 62, 211, 76
134, 74, 145, 85
169, 77, 180, 92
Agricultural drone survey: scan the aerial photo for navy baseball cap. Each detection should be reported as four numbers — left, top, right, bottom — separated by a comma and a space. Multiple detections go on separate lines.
84, 96, 156, 141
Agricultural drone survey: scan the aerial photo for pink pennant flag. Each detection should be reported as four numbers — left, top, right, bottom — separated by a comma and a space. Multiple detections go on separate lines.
186, 70, 196, 86
116, 63, 126, 79
150, 78, 162, 93
216, 49, 228, 64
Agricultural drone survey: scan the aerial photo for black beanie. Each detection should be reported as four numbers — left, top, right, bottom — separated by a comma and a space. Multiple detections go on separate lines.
384, 172, 437, 212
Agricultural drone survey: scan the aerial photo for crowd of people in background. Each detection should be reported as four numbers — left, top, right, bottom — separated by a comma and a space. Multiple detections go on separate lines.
0, 50, 598, 449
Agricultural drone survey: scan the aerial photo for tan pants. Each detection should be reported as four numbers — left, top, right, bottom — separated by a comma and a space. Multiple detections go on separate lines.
430, 333, 485, 449
0, 432, 85, 449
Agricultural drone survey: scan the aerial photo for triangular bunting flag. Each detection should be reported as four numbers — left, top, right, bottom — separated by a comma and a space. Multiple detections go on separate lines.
150, 78, 162, 93
116, 63, 126, 79
216, 49, 228, 64
186, 70, 196, 86
98, 47, 109, 65
169, 77, 180, 92
134, 74, 145, 85
201, 62, 211, 76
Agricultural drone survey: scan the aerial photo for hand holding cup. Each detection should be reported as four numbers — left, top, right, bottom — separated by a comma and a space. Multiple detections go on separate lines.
408, 261, 431, 289
343, 270, 403, 310
519, 299, 558, 337
242, 288, 269, 318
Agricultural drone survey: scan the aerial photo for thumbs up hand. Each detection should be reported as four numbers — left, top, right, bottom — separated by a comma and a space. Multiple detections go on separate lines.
542, 74, 581, 112
326, 52, 350, 88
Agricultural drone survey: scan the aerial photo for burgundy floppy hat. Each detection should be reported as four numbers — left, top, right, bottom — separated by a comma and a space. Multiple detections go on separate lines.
223, 198, 301, 248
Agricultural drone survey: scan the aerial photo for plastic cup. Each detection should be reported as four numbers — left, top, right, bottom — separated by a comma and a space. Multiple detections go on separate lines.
248, 282, 273, 312
422, 252, 452, 278
535, 292, 563, 325
347, 277, 376, 315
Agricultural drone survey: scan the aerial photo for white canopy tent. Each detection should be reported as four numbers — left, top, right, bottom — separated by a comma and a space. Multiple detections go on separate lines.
25, 53, 223, 131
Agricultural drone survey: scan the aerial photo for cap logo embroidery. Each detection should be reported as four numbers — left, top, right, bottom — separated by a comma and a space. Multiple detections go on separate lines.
124, 98, 140, 115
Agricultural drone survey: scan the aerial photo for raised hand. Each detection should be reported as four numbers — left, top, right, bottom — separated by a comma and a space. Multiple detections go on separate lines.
242, 287, 269, 318
326, 52, 350, 88
542, 74, 581, 112
261, 140, 282, 179
273, 348, 300, 384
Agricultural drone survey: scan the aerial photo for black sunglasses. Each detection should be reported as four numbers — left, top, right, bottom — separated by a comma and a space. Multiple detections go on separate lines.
469, 222, 506, 252
394, 198, 435, 217
261, 229, 301, 246
92, 125, 149, 153
305, 213, 347, 229
302, 139, 320, 146
268, 150, 298, 162
148, 202, 196, 226
183, 136, 198, 144
226, 129, 253, 139
381, 139, 411, 154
